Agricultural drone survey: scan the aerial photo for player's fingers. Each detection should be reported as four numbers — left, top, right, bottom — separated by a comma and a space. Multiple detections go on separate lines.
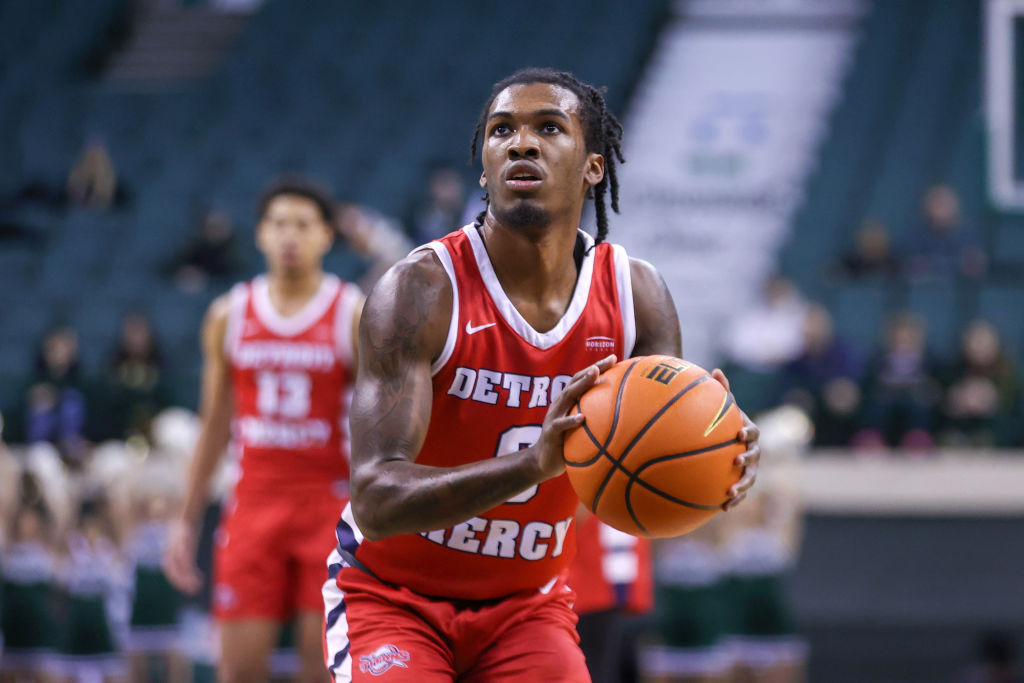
594, 354, 617, 374
734, 443, 761, 467
554, 364, 600, 409
723, 491, 747, 511
177, 565, 203, 595
711, 368, 731, 392
550, 413, 586, 433
165, 549, 201, 595
728, 463, 758, 499
570, 361, 598, 382
739, 415, 759, 444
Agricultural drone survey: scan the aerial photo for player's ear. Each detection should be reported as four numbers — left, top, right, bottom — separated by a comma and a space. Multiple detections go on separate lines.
479, 172, 487, 189
583, 152, 604, 189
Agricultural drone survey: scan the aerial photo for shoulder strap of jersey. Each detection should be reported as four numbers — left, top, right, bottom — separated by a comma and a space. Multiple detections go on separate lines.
609, 244, 636, 359
410, 241, 460, 376
223, 281, 251, 360
333, 281, 364, 369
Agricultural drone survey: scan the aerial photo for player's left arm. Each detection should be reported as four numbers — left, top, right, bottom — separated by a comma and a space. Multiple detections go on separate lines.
628, 257, 760, 509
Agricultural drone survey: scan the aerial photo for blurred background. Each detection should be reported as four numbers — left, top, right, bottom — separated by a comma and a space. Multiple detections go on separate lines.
1, 0, 1022, 681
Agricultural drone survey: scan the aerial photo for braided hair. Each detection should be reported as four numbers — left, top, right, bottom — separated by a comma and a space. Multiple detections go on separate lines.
469, 68, 625, 245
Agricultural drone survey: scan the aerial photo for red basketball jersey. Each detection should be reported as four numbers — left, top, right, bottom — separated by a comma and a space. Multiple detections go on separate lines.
339, 225, 636, 600
569, 514, 653, 615
225, 274, 361, 495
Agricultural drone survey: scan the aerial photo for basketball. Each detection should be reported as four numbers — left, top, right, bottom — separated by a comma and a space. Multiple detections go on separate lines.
563, 355, 745, 538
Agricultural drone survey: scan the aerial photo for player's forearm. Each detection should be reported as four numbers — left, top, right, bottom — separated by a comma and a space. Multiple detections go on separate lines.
179, 426, 231, 525
351, 448, 546, 541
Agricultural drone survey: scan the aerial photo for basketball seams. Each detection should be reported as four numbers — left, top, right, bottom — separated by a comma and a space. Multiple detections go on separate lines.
624, 435, 743, 522
589, 373, 711, 516
565, 359, 640, 469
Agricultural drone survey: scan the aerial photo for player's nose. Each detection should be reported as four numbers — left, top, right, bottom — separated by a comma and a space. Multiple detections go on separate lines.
507, 129, 540, 159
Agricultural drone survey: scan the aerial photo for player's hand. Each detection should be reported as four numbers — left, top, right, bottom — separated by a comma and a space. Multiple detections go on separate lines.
163, 517, 203, 595
533, 354, 618, 481
711, 368, 760, 510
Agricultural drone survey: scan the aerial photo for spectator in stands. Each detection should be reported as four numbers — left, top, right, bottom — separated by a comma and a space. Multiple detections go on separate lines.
903, 184, 986, 281
405, 162, 467, 244
940, 320, 1021, 448
337, 202, 414, 290
782, 304, 863, 446
167, 208, 241, 293
856, 313, 943, 450
833, 218, 900, 281
723, 274, 809, 372
95, 312, 170, 441
67, 137, 118, 211
22, 325, 89, 463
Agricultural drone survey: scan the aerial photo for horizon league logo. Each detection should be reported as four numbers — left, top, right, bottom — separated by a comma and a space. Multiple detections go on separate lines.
359, 644, 410, 675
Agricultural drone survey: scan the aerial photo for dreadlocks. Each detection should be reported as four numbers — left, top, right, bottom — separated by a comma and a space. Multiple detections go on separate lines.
469, 68, 625, 245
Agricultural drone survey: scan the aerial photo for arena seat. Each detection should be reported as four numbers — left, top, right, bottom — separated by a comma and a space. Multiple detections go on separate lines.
780, 0, 1020, 375
0, 0, 670, 416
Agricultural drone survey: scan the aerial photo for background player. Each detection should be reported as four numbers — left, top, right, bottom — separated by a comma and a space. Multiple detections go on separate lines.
164, 177, 363, 683
324, 68, 760, 681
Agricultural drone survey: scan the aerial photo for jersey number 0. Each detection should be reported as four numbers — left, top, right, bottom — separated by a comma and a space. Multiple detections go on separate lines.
494, 425, 541, 503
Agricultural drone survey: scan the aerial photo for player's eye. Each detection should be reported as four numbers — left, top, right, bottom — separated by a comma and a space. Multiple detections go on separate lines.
490, 123, 511, 137
541, 122, 562, 134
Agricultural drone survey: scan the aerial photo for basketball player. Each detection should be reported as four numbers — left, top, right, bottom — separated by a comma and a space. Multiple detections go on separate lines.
323, 69, 760, 681
164, 177, 362, 683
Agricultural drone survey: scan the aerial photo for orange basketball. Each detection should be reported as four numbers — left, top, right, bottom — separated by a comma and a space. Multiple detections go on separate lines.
563, 355, 745, 538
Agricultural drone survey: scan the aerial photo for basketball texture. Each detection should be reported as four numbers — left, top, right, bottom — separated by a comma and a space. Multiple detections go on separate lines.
563, 355, 744, 538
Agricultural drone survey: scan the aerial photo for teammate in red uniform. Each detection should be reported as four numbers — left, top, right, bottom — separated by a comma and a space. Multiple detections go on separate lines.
164, 177, 362, 683
570, 511, 654, 683
324, 69, 760, 681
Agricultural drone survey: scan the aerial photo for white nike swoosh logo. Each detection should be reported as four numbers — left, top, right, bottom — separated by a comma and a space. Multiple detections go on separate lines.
465, 321, 497, 335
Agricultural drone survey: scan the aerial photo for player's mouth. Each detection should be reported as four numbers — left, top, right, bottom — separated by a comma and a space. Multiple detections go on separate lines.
504, 161, 544, 191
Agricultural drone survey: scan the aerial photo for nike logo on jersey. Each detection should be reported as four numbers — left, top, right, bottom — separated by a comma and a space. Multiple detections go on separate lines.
465, 321, 497, 335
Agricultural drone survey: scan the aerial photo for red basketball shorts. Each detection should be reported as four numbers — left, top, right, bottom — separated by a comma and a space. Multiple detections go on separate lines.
213, 485, 347, 621
322, 559, 591, 682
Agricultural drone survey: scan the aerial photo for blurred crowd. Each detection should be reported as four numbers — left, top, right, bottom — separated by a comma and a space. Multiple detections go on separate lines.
2, 315, 171, 464
722, 185, 1022, 451
0, 409, 201, 683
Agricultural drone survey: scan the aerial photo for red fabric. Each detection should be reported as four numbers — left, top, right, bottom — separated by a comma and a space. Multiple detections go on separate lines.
569, 513, 654, 615
214, 488, 347, 620
337, 567, 590, 682
227, 275, 355, 494
353, 227, 631, 600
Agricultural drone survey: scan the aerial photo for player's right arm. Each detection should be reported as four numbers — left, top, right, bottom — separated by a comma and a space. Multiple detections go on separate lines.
349, 251, 612, 541
163, 294, 234, 594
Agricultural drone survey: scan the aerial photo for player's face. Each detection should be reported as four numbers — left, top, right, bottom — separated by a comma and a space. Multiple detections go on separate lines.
480, 83, 604, 228
257, 195, 334, 275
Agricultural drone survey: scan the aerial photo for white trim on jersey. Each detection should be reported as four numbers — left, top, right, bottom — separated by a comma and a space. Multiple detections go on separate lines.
462, 225, 597, 351
333, 282, 363, 369
340, 501, 365, 546
611, 244, 636, 359
411, 241, 460, 376
251, 273, 341, 337
323, 548, 352, 683
224, 282, 249, 359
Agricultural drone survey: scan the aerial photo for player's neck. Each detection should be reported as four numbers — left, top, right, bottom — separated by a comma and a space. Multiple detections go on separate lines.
265, 268, 324, 316
479, 213, 580, 301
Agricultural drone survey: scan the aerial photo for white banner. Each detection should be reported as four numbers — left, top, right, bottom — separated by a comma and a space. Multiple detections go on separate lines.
615, 6, 860, 365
